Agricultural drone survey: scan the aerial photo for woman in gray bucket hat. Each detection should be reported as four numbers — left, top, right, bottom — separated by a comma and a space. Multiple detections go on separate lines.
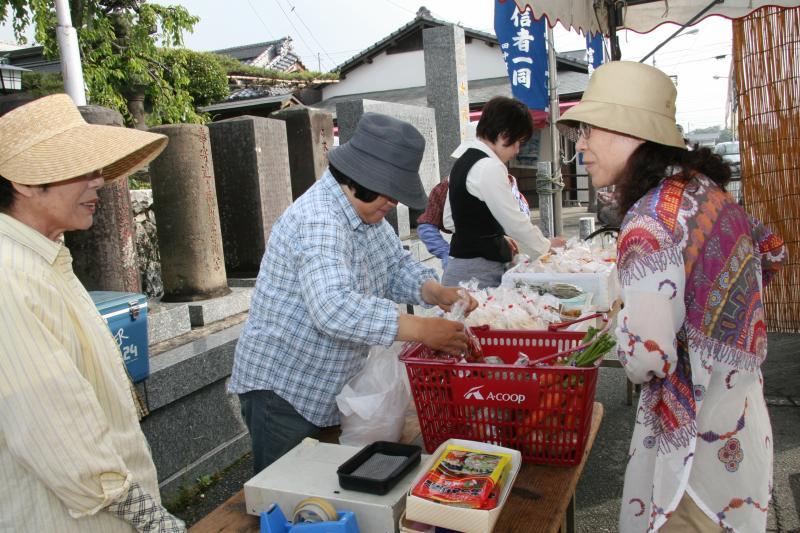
230, 112, 478, 473
558, 61, 785, 532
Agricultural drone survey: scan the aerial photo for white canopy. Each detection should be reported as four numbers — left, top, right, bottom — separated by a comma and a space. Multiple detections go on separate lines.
515, 0, 800, 35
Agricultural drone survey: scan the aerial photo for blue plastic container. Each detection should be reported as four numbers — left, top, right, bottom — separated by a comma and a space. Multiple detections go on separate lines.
260, 503, 359, 533
89, 291, 149, 383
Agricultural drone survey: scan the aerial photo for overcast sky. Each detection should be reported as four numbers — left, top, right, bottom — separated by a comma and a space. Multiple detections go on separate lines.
0, 0, 734, 131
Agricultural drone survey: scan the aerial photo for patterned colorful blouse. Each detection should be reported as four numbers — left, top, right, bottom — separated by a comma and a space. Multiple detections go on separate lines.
615, 171, 786, 532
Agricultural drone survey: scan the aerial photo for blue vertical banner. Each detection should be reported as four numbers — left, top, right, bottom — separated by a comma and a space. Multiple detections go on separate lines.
494, 0, 549, 111
585, 32, 604, 73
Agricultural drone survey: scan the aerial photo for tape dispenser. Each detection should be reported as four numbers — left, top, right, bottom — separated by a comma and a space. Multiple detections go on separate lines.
260, 497, 360, 533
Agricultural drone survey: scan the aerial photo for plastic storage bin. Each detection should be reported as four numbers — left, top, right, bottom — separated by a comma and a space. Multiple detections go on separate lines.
399, 325, 601, 466
90, 291, 149, 383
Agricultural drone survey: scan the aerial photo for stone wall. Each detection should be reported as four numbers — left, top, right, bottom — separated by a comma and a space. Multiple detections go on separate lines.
130, 189, 163, 298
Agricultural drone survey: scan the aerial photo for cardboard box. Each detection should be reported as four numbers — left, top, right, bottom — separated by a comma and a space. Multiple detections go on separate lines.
245, 438, 428, 533
90, 291, 149, 382
404, 439, 522, 533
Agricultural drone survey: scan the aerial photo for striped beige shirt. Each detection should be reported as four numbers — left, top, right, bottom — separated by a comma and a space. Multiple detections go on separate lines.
0, 214, 159, 532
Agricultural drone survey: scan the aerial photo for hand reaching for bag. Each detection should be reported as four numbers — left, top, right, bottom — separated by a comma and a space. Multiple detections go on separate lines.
397, 315, 468, 355
421, 281, 478, 314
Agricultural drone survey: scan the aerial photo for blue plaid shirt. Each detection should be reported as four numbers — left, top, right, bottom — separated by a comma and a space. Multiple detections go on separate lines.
228, 171, 436, 426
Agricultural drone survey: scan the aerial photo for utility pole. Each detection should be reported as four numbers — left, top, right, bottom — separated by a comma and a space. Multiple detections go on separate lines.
546, 24, 563, 236
54, 0, 86, 105
317, 53, 321, 72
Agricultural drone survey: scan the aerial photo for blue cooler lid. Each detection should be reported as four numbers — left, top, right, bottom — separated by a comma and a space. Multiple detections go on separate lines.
89, 291, 147, 317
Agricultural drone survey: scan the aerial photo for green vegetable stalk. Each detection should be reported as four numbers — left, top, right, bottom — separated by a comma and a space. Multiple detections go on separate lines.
564, 327, 616, 367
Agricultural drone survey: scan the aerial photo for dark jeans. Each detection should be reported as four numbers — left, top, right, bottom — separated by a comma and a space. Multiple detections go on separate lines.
239, 389, 321, 474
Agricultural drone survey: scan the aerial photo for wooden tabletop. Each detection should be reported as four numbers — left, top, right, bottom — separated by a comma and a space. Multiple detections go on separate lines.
190, 402, 603, 533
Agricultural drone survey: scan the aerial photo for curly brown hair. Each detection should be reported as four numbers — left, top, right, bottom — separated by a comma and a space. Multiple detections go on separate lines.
614, 142, 732, 217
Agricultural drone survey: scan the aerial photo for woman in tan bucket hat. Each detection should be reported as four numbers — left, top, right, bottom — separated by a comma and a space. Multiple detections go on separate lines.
0, 94, 185, 532
558, 61, 786, 532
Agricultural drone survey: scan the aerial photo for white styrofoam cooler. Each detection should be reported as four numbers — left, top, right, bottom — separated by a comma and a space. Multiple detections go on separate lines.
244, 438, 428, 533
501, 263, 619, 311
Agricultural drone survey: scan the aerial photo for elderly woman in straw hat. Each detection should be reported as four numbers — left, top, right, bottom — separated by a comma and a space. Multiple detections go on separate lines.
557, 61, 786, 532
229, 112, 478, 473
0, 95, 185, 531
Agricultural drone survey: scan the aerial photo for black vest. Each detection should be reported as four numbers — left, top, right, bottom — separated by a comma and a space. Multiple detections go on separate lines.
449, 148, 512, 263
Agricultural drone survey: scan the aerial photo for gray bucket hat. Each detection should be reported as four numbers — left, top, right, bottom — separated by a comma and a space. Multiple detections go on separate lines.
328, 112, 428, 210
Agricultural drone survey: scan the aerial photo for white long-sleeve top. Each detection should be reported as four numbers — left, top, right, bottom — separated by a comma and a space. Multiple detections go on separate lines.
442, 139, 550, 258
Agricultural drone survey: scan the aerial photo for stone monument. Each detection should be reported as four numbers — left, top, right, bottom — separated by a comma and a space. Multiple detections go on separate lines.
148, 124, 231, 302
423, 24, 470, 178
208, 116, 293, 276
270, 107, 334, 200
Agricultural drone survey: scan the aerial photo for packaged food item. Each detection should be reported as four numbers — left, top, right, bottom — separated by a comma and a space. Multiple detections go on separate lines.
410, 445, 512, 510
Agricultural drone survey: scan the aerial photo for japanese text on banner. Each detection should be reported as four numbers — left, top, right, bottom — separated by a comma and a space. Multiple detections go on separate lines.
494, 0, 549, 111
585, 32, 604, 73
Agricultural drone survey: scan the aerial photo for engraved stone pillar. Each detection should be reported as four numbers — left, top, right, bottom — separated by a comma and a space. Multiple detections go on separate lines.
148, 124, 231, 302
65, 105, 141, 293
423, 24, 470, 178
270, 107, 334, 200
208, 116, 293, 276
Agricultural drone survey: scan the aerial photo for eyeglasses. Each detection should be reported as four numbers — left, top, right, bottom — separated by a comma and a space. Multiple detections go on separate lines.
578, 123, 592, 140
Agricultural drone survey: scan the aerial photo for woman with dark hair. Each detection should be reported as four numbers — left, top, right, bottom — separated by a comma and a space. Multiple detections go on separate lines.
0, 95, 183, 531
558, 61, 785, 532
442, 96, 563, 288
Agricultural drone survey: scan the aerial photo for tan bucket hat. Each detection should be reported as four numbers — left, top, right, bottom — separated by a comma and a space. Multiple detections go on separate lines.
0, 93, 168, 185
557, 61, 686, 149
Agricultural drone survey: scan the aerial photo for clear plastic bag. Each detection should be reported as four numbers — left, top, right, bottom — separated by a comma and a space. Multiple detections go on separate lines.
335, 342, 410, 446
446, 289, 483, 362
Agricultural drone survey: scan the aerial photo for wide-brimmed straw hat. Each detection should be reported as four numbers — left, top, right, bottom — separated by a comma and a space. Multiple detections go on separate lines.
328, 112, 428, 210
557, 61, 686, 149
0, 93, 168, 185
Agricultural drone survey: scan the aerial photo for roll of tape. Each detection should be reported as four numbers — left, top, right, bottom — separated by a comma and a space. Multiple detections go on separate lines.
291, 496, 338, 524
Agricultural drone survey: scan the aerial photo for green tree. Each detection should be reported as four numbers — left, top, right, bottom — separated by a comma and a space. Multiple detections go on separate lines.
160, 48, 228, 108
0, 0, 224, 126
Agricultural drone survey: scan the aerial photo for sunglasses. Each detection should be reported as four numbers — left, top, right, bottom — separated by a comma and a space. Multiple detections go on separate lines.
578, 123, 593, 140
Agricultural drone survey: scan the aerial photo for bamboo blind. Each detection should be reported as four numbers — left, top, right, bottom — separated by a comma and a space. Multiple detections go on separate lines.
734, 7, 800, 332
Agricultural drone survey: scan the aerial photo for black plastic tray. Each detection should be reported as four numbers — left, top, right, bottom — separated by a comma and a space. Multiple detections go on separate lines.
337, 441, 422, 495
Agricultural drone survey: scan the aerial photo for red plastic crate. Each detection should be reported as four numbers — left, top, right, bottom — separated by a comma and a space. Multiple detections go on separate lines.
399, 326, 601, 466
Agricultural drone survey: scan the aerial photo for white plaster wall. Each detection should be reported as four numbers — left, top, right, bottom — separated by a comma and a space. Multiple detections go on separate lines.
323, 40, 509, 100
465, 41, 507, 80
324, 50, 426, 99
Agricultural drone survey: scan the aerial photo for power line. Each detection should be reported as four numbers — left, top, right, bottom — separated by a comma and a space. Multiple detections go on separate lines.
272, 0, 320, 70
282, 0, 337, 70
247, 0, 275, 40
380, 0, 417, 15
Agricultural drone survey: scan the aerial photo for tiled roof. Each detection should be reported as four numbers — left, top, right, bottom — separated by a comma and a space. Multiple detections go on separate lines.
199, 92, 301, 113
312, 71, 589, 118
227, 85, 296, 101
213, 39, 287, 63
334, 7, 587, 76
213, 37, 306, 72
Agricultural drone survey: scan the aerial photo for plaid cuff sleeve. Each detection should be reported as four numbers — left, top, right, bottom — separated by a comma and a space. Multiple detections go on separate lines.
106, 481, 185, 532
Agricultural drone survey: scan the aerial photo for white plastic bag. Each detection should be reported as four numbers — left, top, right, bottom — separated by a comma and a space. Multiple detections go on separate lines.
335, 342, 410, 446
